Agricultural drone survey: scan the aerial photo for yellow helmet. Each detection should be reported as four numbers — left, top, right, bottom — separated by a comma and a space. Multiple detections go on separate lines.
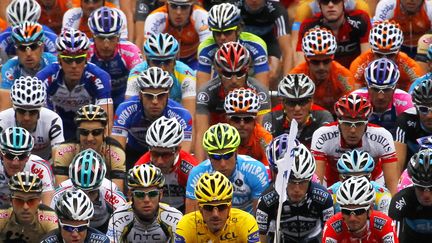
195, 171, 233, 203
202, 123, 240, 152
127, 164, 165, 189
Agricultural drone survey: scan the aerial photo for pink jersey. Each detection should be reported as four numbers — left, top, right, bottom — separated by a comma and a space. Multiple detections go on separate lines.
352, 88, 414, 115
397, 169, 413, 192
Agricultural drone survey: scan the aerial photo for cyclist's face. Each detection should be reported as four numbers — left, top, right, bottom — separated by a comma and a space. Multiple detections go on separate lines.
39, 0, 56, 7
214, 29, 238, 47
15, 108, 40, 132
11, 191, 41, 224
219, 69, 248, 92
140, 88, 170, 119
341, 205, 370, 232
287, 180, 309, 203
199, 202, 231, 233
81, 0, 104, 17
78, 121, 105, 151
209, 149, 237, 178
418, 104, 432, 130
307, 56, 332, 83
148, 58, 176, 73
168, 3, 192, 27
132, 187, 162, 220
150, 147, 179, 174
59, 53, 87, 84
367, 87, 395, 112
60, 219, 89, 243
401, 0, 424, 14
319, 0, 344, 22
227, 114, 256, 142
244, 0, 266, 12
94, 35, 119, 60
338, 119, 367, 147
2, 153, 29, 177
16, 42, 43, 70
282, 98, 313, 125
415, 186, 432, 206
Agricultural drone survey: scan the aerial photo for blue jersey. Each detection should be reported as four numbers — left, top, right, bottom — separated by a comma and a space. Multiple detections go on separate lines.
112, 97, 193, 151
0, 25, 57, 56
36, 63, 112, 140
409, 72, 432, 93
186, 155, 270, 214
41, 227, 110, 243
1, 52, 57, 89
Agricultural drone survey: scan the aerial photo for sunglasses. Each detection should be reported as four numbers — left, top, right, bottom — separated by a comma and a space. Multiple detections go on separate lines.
132, 190, 160, 199
416, 105, 432, 115
211, 26, 238, 37
308, 58, 332, 65
414, 183, 432, 192
340, 174, 371, 181
16, 42, 41, 52
208, 151, 235, 161
15, 108, 40, 116
169, 3, 192, 10
338, 119, 368, 128
149, 59, 175, 66
95, 35, 119, 42
11, 196, 40, 207
284, 98, 311, 107
77, 128, 105, 137
59, 54, 87, 65
341, 206, 369, 216
374, 53, 397, 59
83, 0, 102, 3
59, 222, 89, 233
1, 152, 30, 161
288, 179, 309, 185
150, 149, 176, 160
368, 84, 395, 94
221, 70, 247, 79
201, 203, 231, 212
319, 0, 343, 5
228, 115, 256, 123
140, 90, 170, 101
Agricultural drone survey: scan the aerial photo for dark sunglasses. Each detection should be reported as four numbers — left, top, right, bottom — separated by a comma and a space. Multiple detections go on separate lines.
341, 207, 369, 216
169, 3, 192, 10
208, 151, 235, 160
284, 98, 311, 107
149, 58, 175, 66
229, 115, 256, 123
221, 70, 247, 79
95, 35, 119, 42
150, 149, 176, 159
11, 197, 40, 207
83, 0, 102, 3
319, 0, 343, 5
132, 190, 160, 199
60, 222, 89, 233
416, 105, 432, 115
212, 29, 237, 38
369, 86, 395, 94
15, 108, 40, 116
308, 59, 332, 65
1, 152, 30, 161
201, 203, 230, 212
59, 54, 87, 65
77, 128, 105, 137
414, 184, 432, 192
16, 42, 41, 52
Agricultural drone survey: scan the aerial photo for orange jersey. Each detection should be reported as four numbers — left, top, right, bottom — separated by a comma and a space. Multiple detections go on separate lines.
0, 18, 7, 33
350, 49, 426, 91
37, 0, 74, 34
237, 124, 273, 166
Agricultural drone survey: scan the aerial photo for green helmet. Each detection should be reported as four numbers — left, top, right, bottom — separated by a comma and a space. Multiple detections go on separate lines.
202, 123, 240, 152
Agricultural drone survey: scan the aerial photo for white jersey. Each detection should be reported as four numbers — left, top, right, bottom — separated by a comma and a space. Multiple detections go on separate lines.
0, 154, 54, 206
0, 108, 64, 160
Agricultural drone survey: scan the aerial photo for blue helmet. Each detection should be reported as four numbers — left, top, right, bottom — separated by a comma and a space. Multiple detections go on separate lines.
337, 150, 375, 175
144, 33, 179, 60
69, 149, 106, 191
265, 133, 300, 171
56, 28, 90, 54
365, 58, 400, 88
0, 127, 34, 155
88, 7, 123, 36
11, 21, 44, 44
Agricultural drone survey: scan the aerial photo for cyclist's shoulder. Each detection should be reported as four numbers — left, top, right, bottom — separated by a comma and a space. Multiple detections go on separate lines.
239, 32, 267, 47
174, 61, 195, 76
178, 150, 199, 166
258, 185, 279, 207
227, 208, 257, 229
159, 203, 183, 222
86, 227, 110, 243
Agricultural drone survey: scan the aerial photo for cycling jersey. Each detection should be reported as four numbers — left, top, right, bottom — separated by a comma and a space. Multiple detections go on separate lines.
415, 33, 432, 63
0, 204, 58, 243
126, 60, 196, 104
41, 227, 110, 243
53, 137, 126, 180
237, 123, 272, 166
107, 202, 183, 243
290, 61, 357, 113
409, 72, 432, 93
0, 154, 54, 207
38, 0, 74, 34
135, 150, 198, 211
256, 182, 334, 242
0, 108, 64, 160
51, 178, 127, 233
135, 0, 164, 21
1, 52, 57, 89
352, 88, 414, 132
186, 155, 270, 214
36, 62, 112, 140
322, 211, 398, 243
328, 181, 392, 214
175, 207, 260, 243
397, 169, 412, 192
311, 122, 397, 187
389, 186, 432, 242
88, 40, 142, 108
0, 18, 6, 33
297, 10, 371, 68
350, 50, 425, 91
197, 32, 269, 75
263, 105, 334, 149
112, 98, 193, 152
196, 76, 271, 125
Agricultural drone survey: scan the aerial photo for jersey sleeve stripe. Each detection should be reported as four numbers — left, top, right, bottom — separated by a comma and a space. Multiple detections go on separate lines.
276, 16, 287, 37
395, 127, 405, 143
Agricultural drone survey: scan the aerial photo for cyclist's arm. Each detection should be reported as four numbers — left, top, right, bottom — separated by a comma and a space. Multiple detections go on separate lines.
194, 113, 209, 163
112, 135, 127, 150
119, 0, 134, 41
382, 161, 399, 196
0, 90, 11, 112
196, 70, 211, 90
360, 42, 370, 53
314, 157, 326, 184
101, 103, 114, 136
42, 190, 54, 207
254, 71, 270, 88
185, 198, 198, 214
395, 141, 407, 174
279, 34, 294, 75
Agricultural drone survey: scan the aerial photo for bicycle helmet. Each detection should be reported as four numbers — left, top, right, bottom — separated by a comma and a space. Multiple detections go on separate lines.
208, 3, 241, 30
0, 127, 34, 155
55, 189, 94, 221
417, 135, 432, 149
195, 171, 233, 203
6, 0, 41, 26
146, 116, 184, 148
334, 94, 372, 120
302, 27, 337, 57
10, 76, 46, 109
365, 58, 400, 88
427, 44, 432, 61
74, 104, 108, 126
69, 149, 106, 191
407, 148, 432, 186
56, 28, 90, 54
224, 88, 261, 114
127, 164, 165, 189
214, 41, 250, 73
88, 7, 123, 37
336, 176, 376, 206
202, 123, 241, 152
144, 33, 179, 60
336, 150, 375, 175
265, 133, 301, 171
9, 171, 42, 193
136, 67, 173, 90
11, 21, 44, 44
369, 20, 404, 55
412, 79, 432, 105
290, 144, 316, 180
278, 74, 315, 99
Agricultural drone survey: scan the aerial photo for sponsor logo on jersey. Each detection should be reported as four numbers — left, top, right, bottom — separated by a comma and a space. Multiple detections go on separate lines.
198, 56, 212, 65
112, 214, 132, 227
312, 188, 329, 204
255, 55, 268, 66
174, 234, 186, 243
366, 132, 392, 152
248, 230, 260, 242
262, 190, 278, 206
331, 220, 342, 233
383, 233, 394, 243
0, 211, 10, 219
31, 163, 45, 179
323, 207, 334, 221
5, 71, 14, 80
256, 209, 268, 223
374, 216, 387, 230
104, 190, 121, 205
197, 92, 209, 103
89, 234, 108, 241
39, 214, 58, 223
325, 238, 337, 243
116, 104, 139, 125
220, 232, 238, 241
315, 130, 339, 150
180, 160, 193, 174
395, 197, 406, 210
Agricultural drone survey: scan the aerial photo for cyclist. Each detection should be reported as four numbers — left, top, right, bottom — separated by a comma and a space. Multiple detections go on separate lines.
352, 58, 414, 132
224, 88, 272, 166
37, 0, 75, 34
0, 77, 64, 160
107, 164, 183, 242
41, 189, 110, 243
144, 0, 211, 69
322, 176, 398, 242
0, 127, 55, 206
263, 74, 333, 148
186, 123, 269, 214
36, 28, 113, 141
194, 41, 271, 162
175, 171, 260, 242
410, 44, 432, 92
197, 3, 269, 88
134, 116, 198, 212
290, 27, 357, 113
0, 172, 58, 243
257, 140, 334, 242
328, 150, 392, 214
311, 94, 399, 194
112, 67, 193, 169
350, 20, 425, 91
414, 33, 432, 72
52, 148, 126, 233
88, 6, 142, 109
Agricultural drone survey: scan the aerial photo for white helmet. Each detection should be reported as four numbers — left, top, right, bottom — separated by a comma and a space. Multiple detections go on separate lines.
336, 176, 376, 206
136, 67, 173, 90
302, 27, 337, 57
278, 74, 315, 99
208, 3, 241, 30
6, 0, 41, 26
224, 88, 261, 114
369, 20, 404, 55
146, 116, 184, 148
55, 189, 94, 221
10, 76, 46, 109
290, 144, 316, 180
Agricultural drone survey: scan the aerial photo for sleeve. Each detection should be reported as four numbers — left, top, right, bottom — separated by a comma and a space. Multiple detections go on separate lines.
174, 216, 192, 243
197, 40, 214, 73
248, 161, 270, 199
112, 103, 134, 137
41, 26, 58, 54
172, 107, 192, 141
135, 0, 152, 21
322, 218, 340, 243
124, 43, 144, 70
53, 144, 77, 175
49, 116, 65, 147
376, 189, 392, 215
93, 69, 113, 104
378, 218, 399, 243
321, 193, 335, 224
310, 127, 330, 161
185, 166, 204, 199
359, 11, 372, 44
105, 144, 126, 179
106, 209, 132, 243
256, 200, 272, 235
193, 8, 211, 42
296, 21, 309, 52
242, 36, 270, 74
144, 11, 166, 39
176, 63, 197, 98
196, 87, 211, 115
31, 160, 55, 192
244, 213, 260, 243
274, 3, 291, 37
373, 0, 396, 22
0, 59, 17, 89
377, 129, 398, 164
125, 63, 147, 97
62, 8, 81, 30
254, 83, 271, 115
393, 116, 408, 143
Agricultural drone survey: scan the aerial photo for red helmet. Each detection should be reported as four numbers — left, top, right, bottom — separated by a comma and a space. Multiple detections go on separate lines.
214, 41, 250, 73
334, 94, 372, 119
